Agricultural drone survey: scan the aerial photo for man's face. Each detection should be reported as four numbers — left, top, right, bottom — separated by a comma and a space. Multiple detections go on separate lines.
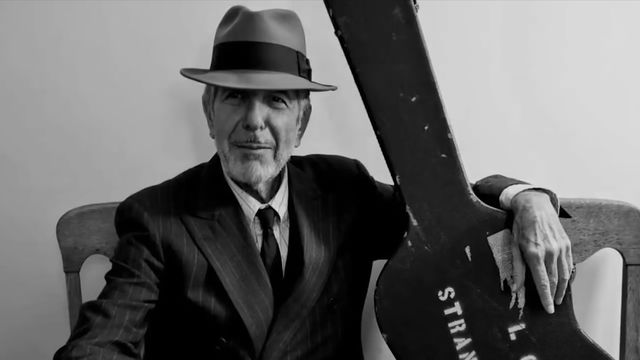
205, 87, 309, 188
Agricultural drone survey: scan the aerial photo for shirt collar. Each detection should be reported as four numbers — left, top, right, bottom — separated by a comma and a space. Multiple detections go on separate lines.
222, 167, 289, 222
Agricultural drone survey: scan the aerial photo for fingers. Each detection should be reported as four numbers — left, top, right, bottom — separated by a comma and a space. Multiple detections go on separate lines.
568, 251, 575, 283
510, 237, 526, 292
553, 226, 573, 305
554, 227, 574, 305
524, 248, 555, 314
545, 247, 559, 301
554, 253, 570, 305
514, 221, 555, 314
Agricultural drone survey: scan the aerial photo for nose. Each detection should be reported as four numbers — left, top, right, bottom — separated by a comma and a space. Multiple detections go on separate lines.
241, 99, 267, 132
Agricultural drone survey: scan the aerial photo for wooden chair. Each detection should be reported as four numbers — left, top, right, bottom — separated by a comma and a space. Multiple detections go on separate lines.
56, 202, 119, 330
559, 198, 640, 359
56, 199, 640, 358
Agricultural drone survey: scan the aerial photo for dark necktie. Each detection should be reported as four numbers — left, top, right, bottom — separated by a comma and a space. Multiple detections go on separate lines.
256, 206, 283, 298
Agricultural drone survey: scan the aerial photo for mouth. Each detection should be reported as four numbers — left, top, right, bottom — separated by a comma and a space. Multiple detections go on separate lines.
231, 141, 273, 151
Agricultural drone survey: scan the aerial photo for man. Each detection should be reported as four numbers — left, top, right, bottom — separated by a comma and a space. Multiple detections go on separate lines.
55, 5, 572, 360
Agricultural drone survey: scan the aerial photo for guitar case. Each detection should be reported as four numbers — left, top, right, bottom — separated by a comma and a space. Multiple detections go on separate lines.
323, 0, 613, 359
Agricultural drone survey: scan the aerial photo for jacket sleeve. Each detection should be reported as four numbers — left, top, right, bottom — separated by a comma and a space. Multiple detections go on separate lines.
366, 173, 534, 260
471, 174, 528, 210
54, 198, 164, 360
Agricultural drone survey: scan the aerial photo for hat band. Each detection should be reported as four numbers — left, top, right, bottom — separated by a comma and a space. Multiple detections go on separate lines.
210, 41, 312, 80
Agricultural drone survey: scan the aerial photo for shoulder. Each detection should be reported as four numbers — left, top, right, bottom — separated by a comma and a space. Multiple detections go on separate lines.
289, 154, 369, 178
118, 161, 208, 217
288, 154, 374, 192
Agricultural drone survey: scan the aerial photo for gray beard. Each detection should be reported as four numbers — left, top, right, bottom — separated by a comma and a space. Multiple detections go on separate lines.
218, 143, 292, 192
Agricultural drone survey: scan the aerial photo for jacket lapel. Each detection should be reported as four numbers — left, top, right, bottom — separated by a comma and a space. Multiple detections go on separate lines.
261, 161, 340, 358
180, 156, 273, 357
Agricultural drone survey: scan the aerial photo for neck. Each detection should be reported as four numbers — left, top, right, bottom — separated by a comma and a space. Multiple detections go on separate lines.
235, 171, 283, 203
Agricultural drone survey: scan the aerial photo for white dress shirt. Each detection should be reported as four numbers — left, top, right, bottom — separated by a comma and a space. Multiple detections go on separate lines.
223, 169, 290, 273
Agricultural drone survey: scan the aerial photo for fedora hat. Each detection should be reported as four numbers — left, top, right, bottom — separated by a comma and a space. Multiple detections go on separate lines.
181, 6, 336, 92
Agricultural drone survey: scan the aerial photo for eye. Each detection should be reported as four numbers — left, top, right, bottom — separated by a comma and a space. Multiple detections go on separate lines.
270, 94, 290, 108
222, 90, 245, 104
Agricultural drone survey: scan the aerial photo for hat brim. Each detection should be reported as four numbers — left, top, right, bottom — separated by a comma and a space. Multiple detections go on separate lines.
180, 68, 337, 92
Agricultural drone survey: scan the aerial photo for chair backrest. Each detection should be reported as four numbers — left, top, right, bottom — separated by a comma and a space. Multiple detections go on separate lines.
56, 202, 120, 329
559, 198, 640, 360
56, 199, 640, 358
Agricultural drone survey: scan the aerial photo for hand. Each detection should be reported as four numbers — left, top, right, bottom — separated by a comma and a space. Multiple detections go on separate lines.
511, 190, 573, 314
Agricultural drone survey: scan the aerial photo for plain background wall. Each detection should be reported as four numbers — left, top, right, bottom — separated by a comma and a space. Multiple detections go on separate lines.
0, 1, 638, 359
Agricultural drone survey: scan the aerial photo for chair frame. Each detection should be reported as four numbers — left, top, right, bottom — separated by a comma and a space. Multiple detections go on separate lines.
56, 202, 119, 330
56, 199, 640, 358
560, 198, 640, 359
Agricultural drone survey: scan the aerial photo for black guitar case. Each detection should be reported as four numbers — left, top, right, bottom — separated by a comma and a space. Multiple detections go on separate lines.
323, 1, 613, 359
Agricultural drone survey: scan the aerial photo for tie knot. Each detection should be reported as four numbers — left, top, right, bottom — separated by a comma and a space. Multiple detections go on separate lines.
257, 206, 277, 229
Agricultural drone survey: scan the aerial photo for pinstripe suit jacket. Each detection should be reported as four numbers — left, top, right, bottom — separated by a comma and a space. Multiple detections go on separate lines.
55, 154, 515, 360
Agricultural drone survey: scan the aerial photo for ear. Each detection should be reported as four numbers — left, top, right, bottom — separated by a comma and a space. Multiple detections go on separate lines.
294, 103, 312, 147
202, 92, 215, 139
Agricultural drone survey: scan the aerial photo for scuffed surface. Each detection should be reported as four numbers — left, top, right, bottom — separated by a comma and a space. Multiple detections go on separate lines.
487, 229, 526, 317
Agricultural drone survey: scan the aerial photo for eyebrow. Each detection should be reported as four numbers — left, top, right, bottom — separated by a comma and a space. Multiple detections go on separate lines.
270, 90, 295, 99
220, 89, 296, 101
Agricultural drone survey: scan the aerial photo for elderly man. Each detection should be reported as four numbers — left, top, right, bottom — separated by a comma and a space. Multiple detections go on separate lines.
55, 5, 572, 360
